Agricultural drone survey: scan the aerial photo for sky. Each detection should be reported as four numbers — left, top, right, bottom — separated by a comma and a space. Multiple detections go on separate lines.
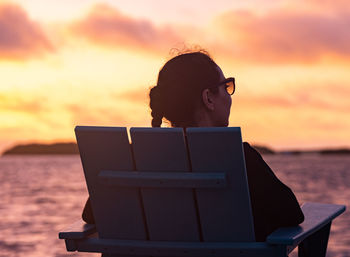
0, 0, 349, 152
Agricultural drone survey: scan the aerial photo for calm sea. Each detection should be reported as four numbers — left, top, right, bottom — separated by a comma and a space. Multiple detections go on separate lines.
0, 154, 349, 257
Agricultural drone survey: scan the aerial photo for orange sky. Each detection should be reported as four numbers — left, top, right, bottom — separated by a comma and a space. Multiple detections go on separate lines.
0, 0, 349, 152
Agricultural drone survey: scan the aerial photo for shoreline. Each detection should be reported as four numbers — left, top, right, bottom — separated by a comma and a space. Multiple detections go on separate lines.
2, 142, 350, 156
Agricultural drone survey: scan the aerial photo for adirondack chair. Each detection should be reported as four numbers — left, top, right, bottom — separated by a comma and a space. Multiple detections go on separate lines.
59, 126, 345, 257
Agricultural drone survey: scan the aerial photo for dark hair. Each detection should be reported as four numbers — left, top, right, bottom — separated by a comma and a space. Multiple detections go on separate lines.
149, 51, 220, 127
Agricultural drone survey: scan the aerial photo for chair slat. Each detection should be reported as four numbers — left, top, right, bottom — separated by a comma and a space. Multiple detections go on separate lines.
75, 126, 147, 240
98, 170, 227, 188
186, 127, 255, 242
73, 237, 281, 257
131, 128, 200, 241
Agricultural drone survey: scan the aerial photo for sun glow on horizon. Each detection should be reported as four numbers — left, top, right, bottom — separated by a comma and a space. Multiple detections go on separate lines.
0, 0, 349, 153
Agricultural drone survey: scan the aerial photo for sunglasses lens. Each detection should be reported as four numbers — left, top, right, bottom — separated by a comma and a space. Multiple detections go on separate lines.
225, 81, 235, 95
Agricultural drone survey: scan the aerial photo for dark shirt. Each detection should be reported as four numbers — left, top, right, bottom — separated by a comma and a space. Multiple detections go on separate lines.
82, 142, 304, 242
242, 142, 304, 241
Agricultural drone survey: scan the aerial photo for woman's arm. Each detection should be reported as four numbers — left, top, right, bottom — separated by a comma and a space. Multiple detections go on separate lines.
82, 197, 95, 224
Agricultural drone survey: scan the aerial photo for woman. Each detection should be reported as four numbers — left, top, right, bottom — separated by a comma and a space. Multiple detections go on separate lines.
83, 50, 304, 242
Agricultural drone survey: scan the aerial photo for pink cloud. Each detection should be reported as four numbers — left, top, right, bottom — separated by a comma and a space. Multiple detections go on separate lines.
305, 0, 350, 12
215, 8, 350, 63
71, 4, 182, 54
0, 3, 54, 60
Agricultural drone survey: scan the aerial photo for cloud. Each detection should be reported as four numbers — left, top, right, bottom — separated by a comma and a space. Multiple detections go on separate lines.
0, 3, 54, 60
303, 0, 350, 12
0, 92, 48, 113
214, 8, 350, 63
114, 87, 149, 104
240, 95, 350, 113
71, 4, 183, 55
66, 103, 129, 125
237, 84, 350, 112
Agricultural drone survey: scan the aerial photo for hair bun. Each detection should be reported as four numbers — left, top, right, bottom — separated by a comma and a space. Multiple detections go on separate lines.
149, 86, 163, 127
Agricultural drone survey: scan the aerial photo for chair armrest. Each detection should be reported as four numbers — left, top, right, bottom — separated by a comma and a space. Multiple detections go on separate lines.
59, 220, 96, 239
267, 202, 345, 246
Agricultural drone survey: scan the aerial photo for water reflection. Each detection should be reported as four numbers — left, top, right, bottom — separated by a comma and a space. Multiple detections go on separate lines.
0, 154, 349, 257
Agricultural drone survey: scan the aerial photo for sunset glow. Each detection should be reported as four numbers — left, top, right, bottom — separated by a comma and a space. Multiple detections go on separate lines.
1, 0, 349, 152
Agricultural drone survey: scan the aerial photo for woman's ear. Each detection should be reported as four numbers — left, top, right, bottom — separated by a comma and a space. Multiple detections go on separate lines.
201, 89, 215, 111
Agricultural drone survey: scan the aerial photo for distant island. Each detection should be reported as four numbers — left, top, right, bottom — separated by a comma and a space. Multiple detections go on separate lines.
2, 143, 79, 155
279, 148, 350, 155
319, 149, 350, 155
2, 142, 349, 156
3, 142, 275, 155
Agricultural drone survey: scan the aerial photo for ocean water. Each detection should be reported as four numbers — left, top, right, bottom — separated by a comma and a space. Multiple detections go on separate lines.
0, 154, 349, 257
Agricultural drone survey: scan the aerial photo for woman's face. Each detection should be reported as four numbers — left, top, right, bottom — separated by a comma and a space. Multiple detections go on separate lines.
211, 66, 232, 126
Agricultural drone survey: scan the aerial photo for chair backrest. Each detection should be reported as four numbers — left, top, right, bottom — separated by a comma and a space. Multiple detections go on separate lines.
75, 126, 255, 242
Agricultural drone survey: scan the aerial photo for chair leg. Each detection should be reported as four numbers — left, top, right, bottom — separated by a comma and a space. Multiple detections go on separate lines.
298, 222, 331, 257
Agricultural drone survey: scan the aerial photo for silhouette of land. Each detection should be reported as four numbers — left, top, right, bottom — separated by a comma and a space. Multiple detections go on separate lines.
1, 142, 349, 156
319, 149, 350, 155
279, 148, 350, 155
2, 143, 79, 155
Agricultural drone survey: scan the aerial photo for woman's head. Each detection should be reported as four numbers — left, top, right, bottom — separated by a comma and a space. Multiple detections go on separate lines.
149, 51, 233, 127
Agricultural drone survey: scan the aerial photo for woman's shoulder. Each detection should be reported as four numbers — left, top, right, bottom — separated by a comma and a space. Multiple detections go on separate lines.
242, 141, 276, 178
243, 142, 252, 149
243, 142, 262, 159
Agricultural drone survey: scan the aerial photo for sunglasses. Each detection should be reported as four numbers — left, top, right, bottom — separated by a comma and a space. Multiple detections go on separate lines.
208, 77, 235, 95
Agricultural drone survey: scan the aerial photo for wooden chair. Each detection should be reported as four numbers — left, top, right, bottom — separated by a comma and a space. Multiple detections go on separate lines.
59, 126, 345, 257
